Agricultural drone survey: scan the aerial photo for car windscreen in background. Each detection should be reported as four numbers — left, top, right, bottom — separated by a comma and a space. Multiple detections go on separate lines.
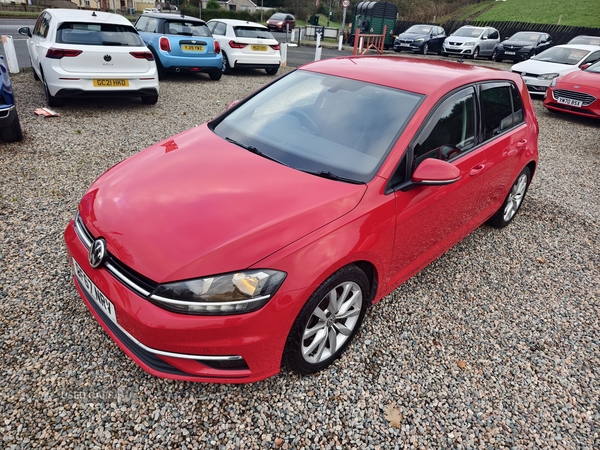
56, 22, 146, 46
233, 27, 275, 39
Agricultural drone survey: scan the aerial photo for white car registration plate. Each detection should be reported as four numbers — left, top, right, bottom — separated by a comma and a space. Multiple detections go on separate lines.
557, 97, 582, 107
73, 258, 117, 324
505, 51, 516, 55
400, 43, 410, 47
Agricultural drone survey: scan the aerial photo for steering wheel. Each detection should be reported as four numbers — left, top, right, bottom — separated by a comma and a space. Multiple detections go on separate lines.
289, 110, 320, 135
440, 144, 461, 160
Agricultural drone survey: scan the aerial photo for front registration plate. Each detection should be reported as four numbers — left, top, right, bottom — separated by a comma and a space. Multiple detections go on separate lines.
505, 51, 516, 55
93, 79, 129, 87
73, 258, 117, 324
557, 97, 582, 107
400, 43, 410, 47
182, 45, 204, 52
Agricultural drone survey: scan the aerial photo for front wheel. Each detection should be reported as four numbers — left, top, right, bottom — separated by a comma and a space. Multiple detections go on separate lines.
471, 47, 480, 59
487, 167, 531, 228
422, 43, 429, 55
283, 264, 369, 375
492, 50, 502, 62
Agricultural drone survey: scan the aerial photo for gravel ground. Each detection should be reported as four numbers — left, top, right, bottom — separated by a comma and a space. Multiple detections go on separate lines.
1, 58, 599, 449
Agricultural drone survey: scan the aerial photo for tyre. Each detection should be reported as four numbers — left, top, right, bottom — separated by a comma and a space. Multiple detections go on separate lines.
265, 66, 279, 75
142, 95, 158, 105
32, 66, 40, 81
209, 70, 222, 81
0, 114, 23, 142
43, 72, 65, 107
150, 50, 165, 79
422, 43, 429, 55
221, 53, 231, 75
492, 50, 502, 62
283, 264, 369, 375
441, 51, 448, 57
471, 47, 479, 59
487, 167, 531, 228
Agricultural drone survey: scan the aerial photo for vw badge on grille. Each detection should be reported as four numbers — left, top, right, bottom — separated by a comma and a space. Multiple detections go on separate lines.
89, 238, 106, 268
104, 54, 112, 62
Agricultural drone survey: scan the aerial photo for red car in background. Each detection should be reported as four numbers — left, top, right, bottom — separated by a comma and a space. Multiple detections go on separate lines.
64, 56, 539, 383
544, 60, 600, 119
267, 12, 295, 32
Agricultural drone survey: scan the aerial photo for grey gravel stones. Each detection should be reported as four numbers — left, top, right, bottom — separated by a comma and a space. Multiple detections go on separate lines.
0, 61, 598, 449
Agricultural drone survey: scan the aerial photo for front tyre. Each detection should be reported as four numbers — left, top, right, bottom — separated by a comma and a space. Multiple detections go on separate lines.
283, 264, 369, 375
487, 167, 531, 228
471, 47, 480, 59
422, 43, 429, 55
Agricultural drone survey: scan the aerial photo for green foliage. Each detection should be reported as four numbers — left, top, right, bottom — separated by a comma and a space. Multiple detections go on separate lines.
205, 0, 221, 10
475, 0, 600, 27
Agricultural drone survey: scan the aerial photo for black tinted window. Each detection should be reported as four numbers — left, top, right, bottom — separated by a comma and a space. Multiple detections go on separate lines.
57, 22, 145, 46
481, 82, 524, 141
234, 26, 273, 39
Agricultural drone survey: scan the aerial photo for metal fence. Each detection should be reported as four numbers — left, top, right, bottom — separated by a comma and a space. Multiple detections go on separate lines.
394, 20, 600, 45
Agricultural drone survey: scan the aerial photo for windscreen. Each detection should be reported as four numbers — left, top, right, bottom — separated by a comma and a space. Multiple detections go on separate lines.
532, 47, 589, 65
211, 70, 422, 183
453, 27, 482, 38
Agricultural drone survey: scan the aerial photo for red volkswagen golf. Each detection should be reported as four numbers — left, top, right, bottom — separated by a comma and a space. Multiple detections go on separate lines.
64, 56, 539, 383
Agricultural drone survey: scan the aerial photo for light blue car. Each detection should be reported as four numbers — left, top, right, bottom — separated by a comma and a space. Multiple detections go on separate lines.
134, 13, 222, 80
0, 55, 23, 142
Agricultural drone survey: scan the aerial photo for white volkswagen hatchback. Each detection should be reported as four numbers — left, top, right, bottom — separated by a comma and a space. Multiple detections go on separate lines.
18, 9, 159, 106
511, 44, 600, 96
207, 19, 280, 75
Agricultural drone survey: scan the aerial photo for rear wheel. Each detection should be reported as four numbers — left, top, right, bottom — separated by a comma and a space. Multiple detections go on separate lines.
0, 114, 23, 142
283, 264, 369, 375
42, 71, 65, 107
142, 95, 158, 105
265, 66, 279, 75
209, 70, 222, 81
487, 167, 531, 228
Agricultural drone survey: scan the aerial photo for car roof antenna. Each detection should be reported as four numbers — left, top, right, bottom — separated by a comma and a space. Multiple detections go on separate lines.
92, 11, 97, 17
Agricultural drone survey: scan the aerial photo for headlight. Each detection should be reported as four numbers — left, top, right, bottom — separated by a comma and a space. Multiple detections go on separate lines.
497, 44, 504, 50
464, 41, 475, 46
538, 73, 559, 80
150, 270, 287, 315
414, 38, 424, 43
522, 46, 533, 50
549, 77, 558, 87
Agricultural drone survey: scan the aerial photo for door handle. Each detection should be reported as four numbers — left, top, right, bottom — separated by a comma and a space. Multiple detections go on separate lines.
508, 139, 527, 156
469, 164, 486, 176
516, 139, 527, 149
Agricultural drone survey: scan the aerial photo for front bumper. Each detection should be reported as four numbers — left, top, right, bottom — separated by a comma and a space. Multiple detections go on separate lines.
64, 218, 300, 383
544, 87, 600, 118
393, 42, 423, 53
520, 76, 551, 96
496, 49, 533, 61
442, 44, 475, 56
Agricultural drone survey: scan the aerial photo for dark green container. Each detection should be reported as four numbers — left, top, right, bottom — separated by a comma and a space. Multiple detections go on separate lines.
350, 1, 397, 48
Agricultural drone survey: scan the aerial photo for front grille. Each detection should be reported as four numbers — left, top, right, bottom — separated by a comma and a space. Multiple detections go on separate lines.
75, 213, 158, 298
553, 89, 596, 106
527, 85, 547, 92
448, 41, 463, 46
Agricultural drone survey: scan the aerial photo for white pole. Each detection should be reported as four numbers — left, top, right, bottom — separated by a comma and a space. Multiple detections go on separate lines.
1, 36, 19, 73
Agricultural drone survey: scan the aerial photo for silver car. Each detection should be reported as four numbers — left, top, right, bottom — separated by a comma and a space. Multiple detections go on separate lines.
442, 26, 500, 59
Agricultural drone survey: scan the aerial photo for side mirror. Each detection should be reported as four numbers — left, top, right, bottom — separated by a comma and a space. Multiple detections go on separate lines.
580, 63, 591, 70
18, 27, 32, 38
412, 158, 461, 186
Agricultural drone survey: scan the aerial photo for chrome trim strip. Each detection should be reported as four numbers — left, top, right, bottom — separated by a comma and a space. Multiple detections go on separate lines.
105, 262, 151, 297
74, 214, 93, 249
150, 294, 271, 307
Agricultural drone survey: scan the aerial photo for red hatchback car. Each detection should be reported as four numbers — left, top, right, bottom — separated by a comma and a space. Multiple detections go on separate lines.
267, 13, 295, 32
543, 60, 600, 119
64, 57, 539, 383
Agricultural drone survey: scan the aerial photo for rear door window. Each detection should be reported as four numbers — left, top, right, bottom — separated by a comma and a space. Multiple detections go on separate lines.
480, 82, 524, 140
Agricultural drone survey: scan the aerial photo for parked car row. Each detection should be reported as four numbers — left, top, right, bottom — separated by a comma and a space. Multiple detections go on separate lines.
15, 9, 284, 109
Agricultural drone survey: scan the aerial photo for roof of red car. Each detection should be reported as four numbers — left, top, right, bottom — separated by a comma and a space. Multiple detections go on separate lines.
300, 55, 516, 95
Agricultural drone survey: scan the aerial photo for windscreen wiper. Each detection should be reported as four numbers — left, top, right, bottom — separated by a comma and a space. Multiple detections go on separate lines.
225, 137, 288, 166
300, 169, 364, 184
